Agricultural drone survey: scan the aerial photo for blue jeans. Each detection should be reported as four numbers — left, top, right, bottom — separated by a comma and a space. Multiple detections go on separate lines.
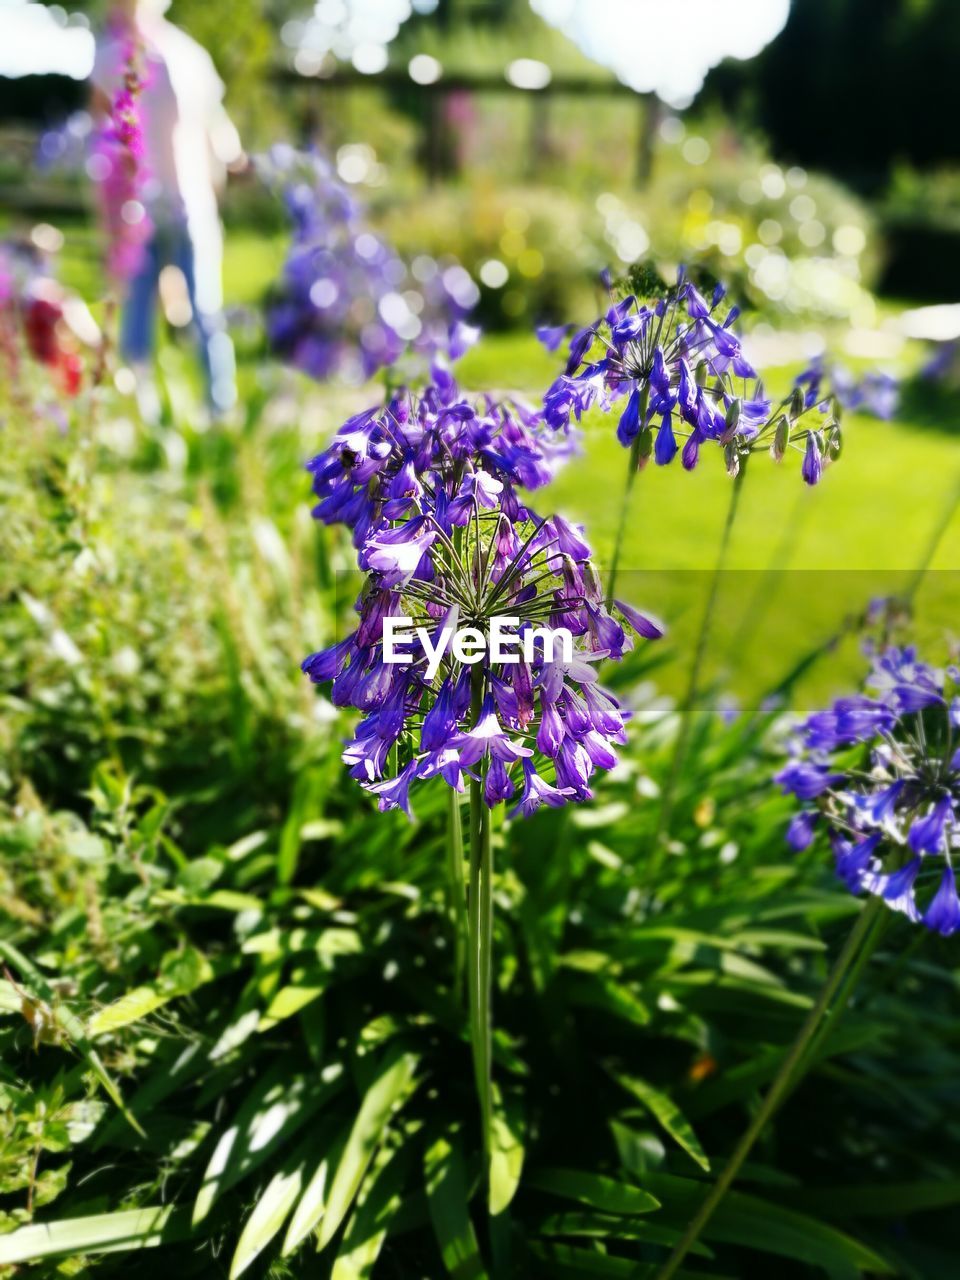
120, 221, 236, 416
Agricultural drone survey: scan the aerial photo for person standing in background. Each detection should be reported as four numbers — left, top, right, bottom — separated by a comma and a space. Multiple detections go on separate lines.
91, 0, 243, 420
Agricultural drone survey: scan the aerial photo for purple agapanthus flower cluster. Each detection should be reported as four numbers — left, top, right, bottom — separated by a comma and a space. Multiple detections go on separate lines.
777, 646, 960, 935
796, 356, 900, 422
259, 147, 479, 383
306, 361, 578, 550
302, 367, 663, 817
540, 268, 841, 484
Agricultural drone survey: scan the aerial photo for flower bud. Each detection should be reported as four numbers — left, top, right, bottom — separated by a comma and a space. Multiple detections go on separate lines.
582, 560, 604, 605
789, 386, 805, 421
695, 360, 709, 387
724, 442, 740, 478
771, 413, 789, 462
720, 397, 741, 444
560, 553, 582, 597
637, 426, 653, 470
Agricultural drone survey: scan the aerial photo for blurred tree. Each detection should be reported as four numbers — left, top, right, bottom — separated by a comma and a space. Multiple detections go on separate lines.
709, 0, 960, 188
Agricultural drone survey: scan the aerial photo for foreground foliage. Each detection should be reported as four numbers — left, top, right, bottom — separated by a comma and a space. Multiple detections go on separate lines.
1, 369, 959, 1279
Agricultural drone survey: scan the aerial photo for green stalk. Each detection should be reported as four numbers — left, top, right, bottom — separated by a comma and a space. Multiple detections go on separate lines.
786, 898, 888, 1095
467, 665, 494, 1170
726, 484, 808, 667
605, 433, 642, 611
654, 895, 884, 1280
446, 787, 466, 1001
654, 461, 747, 854
904, 471, 960, 606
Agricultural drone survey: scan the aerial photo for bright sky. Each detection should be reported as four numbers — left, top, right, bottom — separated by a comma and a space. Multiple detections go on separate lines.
1, 1, 95, 78
530, 0, 791, 105
0, 0, 790, 101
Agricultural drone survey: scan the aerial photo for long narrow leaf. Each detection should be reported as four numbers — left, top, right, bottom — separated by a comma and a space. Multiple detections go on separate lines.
230, 1154, 306, 1278
331, 1140, 416, 1279
526, 1168, 660, 1216
489, 1093, 525, 1217
194, 1062, 342, 1225
317, 1046, 420, 1251
0, 1207, 190, 1265
282, 1116, 347, 1256
611, 1071, 710, 1171
424, 1133, 488, 1280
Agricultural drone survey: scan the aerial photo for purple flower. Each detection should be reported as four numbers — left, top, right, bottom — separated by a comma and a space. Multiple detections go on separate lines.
786, 809, 818, 851
780, 646, 960, 935
539, 268, 843, 484
536, 323, 573, 353
509, 758, 574, 818
776, 759, 842, 801
908, 797, 953, 854
614, 599, 666, 640
260, 147, 478, 383
923, 865, 960, 936
304, 449, 661, 817
801, 432, 822, 486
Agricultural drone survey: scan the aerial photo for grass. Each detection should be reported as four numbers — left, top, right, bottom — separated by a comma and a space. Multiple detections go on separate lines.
463, 331, 960, 703
37, 223, 960, 705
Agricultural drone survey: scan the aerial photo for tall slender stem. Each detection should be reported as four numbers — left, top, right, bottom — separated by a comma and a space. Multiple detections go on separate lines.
654, 463, 747, 854
654, 896, 884, 1280
605, 435, 641, 611
467, 665, 493, 1170
786, 898, 888, 1097
726, 485, 808, 666
446, 787, 466, 1001
904, 472, 960, 606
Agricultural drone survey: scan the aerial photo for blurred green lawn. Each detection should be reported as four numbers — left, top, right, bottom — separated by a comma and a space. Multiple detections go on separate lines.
47, 223, 960, 706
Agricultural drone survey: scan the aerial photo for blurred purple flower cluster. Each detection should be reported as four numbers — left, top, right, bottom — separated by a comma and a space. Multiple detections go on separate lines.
302, 362, 663, 817
260, 146, 479, 383
778, 646, 960, 935
540, 268, 842, 484
796, 356, 900, 422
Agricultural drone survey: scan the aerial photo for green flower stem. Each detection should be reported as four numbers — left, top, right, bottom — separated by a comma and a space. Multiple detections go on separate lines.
654, 894, 885, 1280
654, 462, 747, 855
905, 471, 960, 605
787, 897, 889, 1096
446, 787, 466, 1001
467, 665, 494, 1170
605, 434, 642, 612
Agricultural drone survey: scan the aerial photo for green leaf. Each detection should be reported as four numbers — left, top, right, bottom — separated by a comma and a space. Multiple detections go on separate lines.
611, 1072, 710, 1172
193, 1063, 342, 1225
489, 1093, 524, 1217
282, 1118, 347, 1256
88, 949, 217, 1037
792, 1180, 960, 1219
316, 1046, 420, 1251
0, 940, 143, 1137
526, 1168, 660, 1216
424, 1133, 488, 1280
331, 1140, 415, 1279
0, 1207, 190, 1264
230, 1154, 305, 1279
644, 1173, 896, 1275
536, 1208, 714, 1257
528, 1242, 727, 1279
566, 976, 651, 1027
259, 982, 325, 1032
